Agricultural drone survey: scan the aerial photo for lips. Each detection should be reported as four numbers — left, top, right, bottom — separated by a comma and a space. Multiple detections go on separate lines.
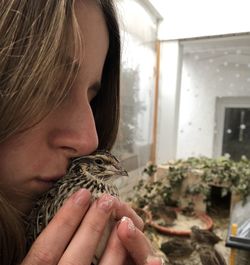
38, 175, 64, 183
33, 175, 64, 193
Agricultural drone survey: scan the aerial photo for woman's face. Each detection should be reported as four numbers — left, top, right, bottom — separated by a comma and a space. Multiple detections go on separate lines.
0, 0, 109, 213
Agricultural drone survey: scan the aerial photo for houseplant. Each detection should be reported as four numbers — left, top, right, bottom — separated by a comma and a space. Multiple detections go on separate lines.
129, 156, 250, 235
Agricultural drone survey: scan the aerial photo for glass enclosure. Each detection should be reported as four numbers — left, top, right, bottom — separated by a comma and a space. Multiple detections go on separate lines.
177, 35, 250, 159
113, 0, 158, 171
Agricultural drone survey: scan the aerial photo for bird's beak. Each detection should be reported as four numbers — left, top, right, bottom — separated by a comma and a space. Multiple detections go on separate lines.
101, 170, 128, 179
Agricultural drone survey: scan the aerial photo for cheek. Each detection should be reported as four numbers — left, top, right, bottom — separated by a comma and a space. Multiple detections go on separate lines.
0, 152, 21, 188
0, 134, 39, 185
0, 141, 16, 176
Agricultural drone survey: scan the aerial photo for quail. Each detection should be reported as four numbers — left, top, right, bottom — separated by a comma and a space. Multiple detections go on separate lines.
198, 244, 227, 265
25, 150, 128, 265
191, 226, 222, 246
161, 237, 194, 259
191, 226, 226, 265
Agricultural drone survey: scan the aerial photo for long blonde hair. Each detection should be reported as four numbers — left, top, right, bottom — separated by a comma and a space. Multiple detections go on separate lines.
0, 0, 82, 143
0, 0, 120, 264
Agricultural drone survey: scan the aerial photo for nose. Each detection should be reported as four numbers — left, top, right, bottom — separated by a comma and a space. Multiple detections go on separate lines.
48, 99, 99, 157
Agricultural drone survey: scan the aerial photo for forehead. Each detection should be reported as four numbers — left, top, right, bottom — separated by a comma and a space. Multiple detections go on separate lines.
74, 0, 109, 79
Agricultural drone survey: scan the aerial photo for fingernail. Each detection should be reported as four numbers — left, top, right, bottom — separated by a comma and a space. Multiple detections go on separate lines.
145, 255, 165, 265
97, 194, 115, 212
72, 189, 90, 205
121, 216, 136, 236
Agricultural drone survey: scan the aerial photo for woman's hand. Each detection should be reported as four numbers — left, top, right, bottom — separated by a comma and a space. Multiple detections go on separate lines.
21, 189, 163, 265
100, 202, 164, 265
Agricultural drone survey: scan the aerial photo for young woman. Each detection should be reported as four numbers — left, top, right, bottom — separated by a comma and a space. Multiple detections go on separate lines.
0, 0, 164, 264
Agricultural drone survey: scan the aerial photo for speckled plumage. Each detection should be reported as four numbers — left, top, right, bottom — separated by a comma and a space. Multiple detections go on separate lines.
25, 150, 128, 264
198, 245, 227, 265
191, 226, 222, 246
161, 238, 194, 258
191, 226, 226, 265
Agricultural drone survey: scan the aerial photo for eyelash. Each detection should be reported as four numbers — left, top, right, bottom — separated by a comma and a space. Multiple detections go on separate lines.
88, 87, 100, 102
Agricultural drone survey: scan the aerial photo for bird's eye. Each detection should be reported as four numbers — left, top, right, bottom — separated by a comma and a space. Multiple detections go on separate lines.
95, 158, 104, 165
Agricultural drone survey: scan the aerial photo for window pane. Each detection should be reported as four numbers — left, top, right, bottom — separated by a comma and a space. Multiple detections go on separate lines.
113, 0, 157, 171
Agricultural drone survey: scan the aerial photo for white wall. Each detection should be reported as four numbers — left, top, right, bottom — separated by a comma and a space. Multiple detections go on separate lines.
176, 36, 250, 158
149, 0, 250, 40
156, 35, 250, 163
156, 41, 182, 164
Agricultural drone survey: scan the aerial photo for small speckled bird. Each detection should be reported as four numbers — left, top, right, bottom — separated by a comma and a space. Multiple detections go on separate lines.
198, 245, 227, 265
161, 237, 194, 259
25, 150, 128, 265
191, 226, 222, 246
191, 226, 226, 265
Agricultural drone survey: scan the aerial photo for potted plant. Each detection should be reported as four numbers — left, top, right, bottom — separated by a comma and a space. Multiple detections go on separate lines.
129, 155, 250, 235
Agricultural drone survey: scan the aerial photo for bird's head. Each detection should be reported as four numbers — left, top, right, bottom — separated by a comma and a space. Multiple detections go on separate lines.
191, 225, 200, 233
68, 150, 128, 181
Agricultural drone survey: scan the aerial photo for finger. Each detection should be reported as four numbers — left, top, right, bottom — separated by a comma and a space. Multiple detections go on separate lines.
94, 202, 144, 265
117, 217, 163, 265
144, 256, 165, 265
22, 189, 91, 265
59, 194, 119, 265
98, 226, 127, 265
114, 202, 144, 231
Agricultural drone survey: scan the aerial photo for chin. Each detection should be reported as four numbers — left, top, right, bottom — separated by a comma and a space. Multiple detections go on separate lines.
11, 191, 40, 215
32, 179, 55, 194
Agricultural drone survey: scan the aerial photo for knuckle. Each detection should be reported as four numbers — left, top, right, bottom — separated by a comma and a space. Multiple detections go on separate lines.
31, 247, 55, 264
57, 214, 78, 230
61, 258, 82, 265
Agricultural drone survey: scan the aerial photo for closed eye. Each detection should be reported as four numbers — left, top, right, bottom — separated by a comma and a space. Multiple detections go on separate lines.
88, 82, 101, 102
95, 158, 104, 165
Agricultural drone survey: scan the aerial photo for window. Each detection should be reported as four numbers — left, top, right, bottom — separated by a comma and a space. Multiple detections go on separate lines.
113, 0, 159, 171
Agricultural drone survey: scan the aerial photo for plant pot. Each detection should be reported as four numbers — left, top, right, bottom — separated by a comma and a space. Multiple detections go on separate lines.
147, 207, 213, 236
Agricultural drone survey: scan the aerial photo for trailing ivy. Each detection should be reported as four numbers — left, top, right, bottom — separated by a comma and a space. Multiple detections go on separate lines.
130, 156, 250, 210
